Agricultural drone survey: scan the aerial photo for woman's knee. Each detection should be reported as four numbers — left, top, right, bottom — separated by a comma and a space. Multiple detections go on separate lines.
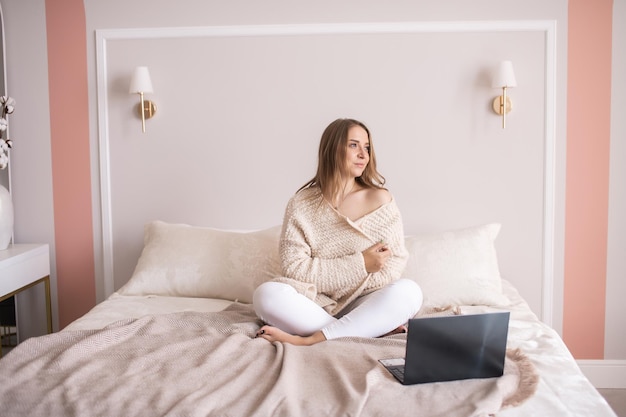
391, 279, 423, 314
254, 282, 288, 309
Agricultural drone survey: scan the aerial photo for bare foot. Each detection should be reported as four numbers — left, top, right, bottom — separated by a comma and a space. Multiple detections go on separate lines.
255, 325, 326, 346
380, 325, 407, 337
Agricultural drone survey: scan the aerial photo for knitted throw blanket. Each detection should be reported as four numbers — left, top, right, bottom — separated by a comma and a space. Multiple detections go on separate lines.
0, 304, 538, 417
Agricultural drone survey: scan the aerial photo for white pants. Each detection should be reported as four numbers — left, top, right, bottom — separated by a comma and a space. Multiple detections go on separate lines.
253, 279, 423, 340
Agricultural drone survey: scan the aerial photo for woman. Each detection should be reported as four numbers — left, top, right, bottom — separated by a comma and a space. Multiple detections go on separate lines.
253, 118, 422, 345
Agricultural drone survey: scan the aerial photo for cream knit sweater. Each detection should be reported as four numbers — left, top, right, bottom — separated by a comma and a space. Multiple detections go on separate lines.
274, 187, 409, 315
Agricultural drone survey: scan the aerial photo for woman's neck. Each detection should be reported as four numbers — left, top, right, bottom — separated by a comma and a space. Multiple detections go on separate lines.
341, 179, 356, 194
333, 179, 358, 209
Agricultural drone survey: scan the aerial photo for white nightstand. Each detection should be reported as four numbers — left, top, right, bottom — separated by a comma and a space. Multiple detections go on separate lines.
0, 244, 52, 356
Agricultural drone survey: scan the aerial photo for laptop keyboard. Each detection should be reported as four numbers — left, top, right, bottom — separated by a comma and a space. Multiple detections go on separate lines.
389, 366, 405, 382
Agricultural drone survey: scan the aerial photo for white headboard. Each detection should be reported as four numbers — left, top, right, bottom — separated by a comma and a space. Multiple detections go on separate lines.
95, 21, 557, 324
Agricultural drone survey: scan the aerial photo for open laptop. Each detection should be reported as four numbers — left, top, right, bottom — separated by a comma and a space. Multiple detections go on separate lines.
379, 311, 510, 385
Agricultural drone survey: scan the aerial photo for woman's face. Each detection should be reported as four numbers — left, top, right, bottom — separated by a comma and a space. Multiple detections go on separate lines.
344, 125, 370, 178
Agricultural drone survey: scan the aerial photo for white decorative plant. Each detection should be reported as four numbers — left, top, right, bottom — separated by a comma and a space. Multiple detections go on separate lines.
0, 95, 16, 170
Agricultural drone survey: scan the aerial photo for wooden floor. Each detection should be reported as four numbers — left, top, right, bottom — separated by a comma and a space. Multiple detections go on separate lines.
598, 389, 626, 417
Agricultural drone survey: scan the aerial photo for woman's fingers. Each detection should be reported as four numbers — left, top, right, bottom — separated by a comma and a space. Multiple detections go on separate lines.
363, 242, 392, 273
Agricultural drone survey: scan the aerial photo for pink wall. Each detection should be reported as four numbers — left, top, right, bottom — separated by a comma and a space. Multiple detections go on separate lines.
45, 0, 95, 328
563, 0, 613, 359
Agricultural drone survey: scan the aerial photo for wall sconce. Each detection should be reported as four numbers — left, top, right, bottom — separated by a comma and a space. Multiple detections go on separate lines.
491, 60, 517, 129
128, 66, 156, 133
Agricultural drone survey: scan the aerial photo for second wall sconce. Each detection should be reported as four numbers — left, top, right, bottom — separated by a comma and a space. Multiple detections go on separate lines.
491, 60, 517, 129
129, 66, 156, 133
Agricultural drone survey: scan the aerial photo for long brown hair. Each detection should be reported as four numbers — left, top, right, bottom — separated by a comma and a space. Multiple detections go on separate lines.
298, 118, 386, 203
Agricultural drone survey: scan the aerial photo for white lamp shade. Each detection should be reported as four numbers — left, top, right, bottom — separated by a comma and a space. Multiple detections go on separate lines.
129, 66, 154, 94
491, 60, 517, 88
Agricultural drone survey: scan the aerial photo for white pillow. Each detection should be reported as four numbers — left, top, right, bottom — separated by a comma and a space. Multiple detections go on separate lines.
402, 223, 509, 309
118, 221, 282, 303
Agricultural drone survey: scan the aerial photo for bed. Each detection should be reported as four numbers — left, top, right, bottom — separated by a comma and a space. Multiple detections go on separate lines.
0, 221, 617, 417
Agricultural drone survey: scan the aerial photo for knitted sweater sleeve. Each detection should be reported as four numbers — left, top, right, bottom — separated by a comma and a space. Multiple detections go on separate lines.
362, 203, 409, 294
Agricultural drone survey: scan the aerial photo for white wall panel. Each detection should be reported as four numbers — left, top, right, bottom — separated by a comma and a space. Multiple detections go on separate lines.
97, 22, 555, 323
605, 0, 626, 359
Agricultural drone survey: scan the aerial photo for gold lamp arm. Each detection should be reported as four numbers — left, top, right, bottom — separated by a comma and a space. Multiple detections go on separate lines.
139, 92, 146, 133
502, 87, 507, 129
492, 86, 513, 129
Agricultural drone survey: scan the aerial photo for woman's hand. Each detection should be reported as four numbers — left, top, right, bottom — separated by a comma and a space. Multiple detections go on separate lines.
362, 242, 392, 273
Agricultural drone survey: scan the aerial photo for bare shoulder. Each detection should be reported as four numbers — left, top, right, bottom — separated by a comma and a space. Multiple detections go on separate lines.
340, 186, 393, 221
364, 187, 392, 206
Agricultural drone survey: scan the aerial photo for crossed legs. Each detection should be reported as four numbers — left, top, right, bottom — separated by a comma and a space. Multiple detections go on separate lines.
253, 279, 423, 345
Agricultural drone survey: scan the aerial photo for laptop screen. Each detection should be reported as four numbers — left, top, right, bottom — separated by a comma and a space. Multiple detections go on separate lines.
382, 311, 510, 385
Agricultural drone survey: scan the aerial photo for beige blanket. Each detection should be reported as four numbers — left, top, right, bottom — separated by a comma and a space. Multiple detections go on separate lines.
0, 304, 537, 417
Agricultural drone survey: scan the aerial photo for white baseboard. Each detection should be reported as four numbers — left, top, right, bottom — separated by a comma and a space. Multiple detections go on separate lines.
577, 359, 626, 389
